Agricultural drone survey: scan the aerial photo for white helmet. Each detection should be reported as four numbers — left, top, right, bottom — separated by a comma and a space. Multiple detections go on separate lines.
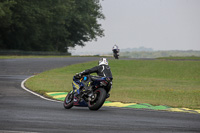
99, 58, 108, 65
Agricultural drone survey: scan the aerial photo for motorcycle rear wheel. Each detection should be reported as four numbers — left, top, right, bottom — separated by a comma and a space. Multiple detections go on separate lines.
63, 91, 74, 109
88, 88, 106, 111
114, 53, 119, 59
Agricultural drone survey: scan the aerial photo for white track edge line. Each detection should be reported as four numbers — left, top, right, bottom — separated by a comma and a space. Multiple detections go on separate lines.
21, 76, 62, 103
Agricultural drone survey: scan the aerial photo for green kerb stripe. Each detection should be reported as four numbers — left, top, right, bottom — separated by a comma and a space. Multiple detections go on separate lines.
49, 92, 68, 96
57, 97, 66, 101
125, 103, 171, 110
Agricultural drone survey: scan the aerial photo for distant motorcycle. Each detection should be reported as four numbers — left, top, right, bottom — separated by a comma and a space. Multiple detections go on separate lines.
113, 49, 119, 59
63, 74, 112, 110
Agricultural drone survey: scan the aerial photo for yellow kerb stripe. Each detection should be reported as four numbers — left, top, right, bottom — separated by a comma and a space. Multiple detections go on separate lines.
46, 92, 65, 95
53, 94, 68, 99
104, 102, 137, 107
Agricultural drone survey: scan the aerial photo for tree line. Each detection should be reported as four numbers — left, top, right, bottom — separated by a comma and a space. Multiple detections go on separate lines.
0, 0, 104, 52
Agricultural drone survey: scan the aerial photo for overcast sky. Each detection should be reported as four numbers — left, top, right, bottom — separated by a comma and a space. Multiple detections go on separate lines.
71, 0, 200, 55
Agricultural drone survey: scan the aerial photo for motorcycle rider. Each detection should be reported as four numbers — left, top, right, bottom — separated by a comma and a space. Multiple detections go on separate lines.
76, 58, 113, 98
112, 44, 120, 59
112, 44, 119, 51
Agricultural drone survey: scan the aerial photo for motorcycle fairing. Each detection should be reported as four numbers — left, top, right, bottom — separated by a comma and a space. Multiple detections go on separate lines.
73, 96, 88, 107
72, 80, 84, 95
72, 79, 89, 107
71, 76, 112, 107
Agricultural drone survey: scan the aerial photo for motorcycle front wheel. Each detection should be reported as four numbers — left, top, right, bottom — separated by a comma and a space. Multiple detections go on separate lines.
88, 88, 106, 111
63, 91, 74, 109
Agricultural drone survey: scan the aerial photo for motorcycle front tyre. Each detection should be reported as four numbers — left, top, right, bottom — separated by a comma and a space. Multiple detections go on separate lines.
63, 91, 74, 109
88, 88, 106, 111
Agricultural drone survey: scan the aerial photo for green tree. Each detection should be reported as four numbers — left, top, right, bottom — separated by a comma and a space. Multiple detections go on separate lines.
0, 0, 16, 49
65, 0, 105, 47
0, 0, 104, 52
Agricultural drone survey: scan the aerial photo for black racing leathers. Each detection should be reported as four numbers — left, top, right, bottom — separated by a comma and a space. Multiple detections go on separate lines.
80, 65, 112, 78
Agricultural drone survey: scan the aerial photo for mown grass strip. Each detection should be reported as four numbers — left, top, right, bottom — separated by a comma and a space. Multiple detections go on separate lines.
26, 59, 200, 109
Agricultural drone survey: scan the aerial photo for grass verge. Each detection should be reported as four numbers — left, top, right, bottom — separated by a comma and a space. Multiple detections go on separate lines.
25, 59, 200, 109
157, 56, 200, 60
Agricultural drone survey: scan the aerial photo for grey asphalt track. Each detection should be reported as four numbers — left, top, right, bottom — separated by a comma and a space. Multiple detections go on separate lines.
0, 57, 200, 133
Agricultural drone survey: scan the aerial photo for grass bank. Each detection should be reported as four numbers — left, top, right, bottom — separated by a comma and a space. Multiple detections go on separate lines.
25, 59, 200, 109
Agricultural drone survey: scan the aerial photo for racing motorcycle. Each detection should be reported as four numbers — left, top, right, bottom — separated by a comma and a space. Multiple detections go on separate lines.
113, 49, 119, 59
63, 74, 112, 110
